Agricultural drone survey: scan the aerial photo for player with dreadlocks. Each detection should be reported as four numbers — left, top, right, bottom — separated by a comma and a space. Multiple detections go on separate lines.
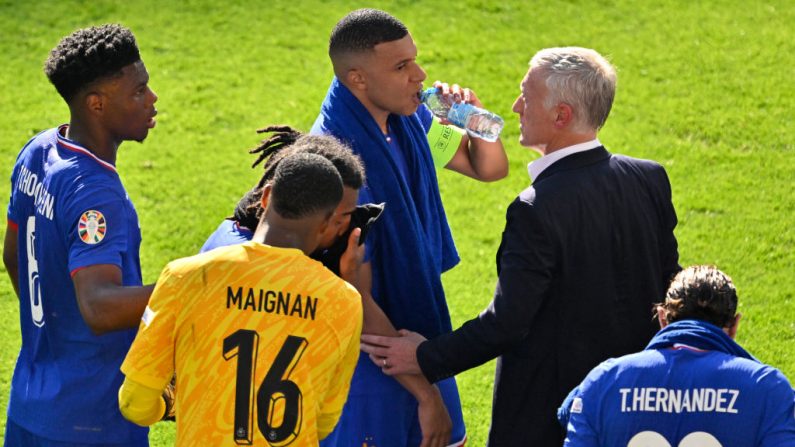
3, 24, 166, 446
200, 125, 383, 276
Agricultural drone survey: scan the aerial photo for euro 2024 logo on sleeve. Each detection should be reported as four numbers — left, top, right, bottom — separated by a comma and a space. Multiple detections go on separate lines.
78, 210, 107, 244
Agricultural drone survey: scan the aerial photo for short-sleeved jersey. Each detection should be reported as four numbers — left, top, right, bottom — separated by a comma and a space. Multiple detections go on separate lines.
564, 346, 795, 447
121, 242, 363, 446
5, 125, 147, 444
200, 219, 252, 253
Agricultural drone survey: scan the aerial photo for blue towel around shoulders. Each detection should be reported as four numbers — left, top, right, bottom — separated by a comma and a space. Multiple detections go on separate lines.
311, 77, 459, 338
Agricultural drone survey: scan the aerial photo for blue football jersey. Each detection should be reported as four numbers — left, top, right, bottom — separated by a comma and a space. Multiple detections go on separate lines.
564, 345, 795, 447
200, 219, 253, 253
6, 126, 148, 444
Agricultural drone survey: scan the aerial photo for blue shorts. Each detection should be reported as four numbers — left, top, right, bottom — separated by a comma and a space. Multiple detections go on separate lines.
3, 418, 147, 447
321, 353, 466, 447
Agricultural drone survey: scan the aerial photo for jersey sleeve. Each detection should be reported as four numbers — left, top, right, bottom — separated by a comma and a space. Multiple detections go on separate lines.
418, 104, 434, 133
120, 263, 182, 390
758, 369, 795, 446
65, 184, 130, 274
317, 283, 363, 439
563, 362, 613, 447
118, 377, 167, 426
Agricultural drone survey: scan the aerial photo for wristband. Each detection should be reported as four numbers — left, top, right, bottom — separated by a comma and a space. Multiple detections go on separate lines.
427, 120, 463, 169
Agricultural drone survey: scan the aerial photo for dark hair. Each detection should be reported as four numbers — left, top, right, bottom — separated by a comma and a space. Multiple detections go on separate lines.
329, 8, 408, 59
657, 265, 738, 328
233, 125, 365, 230
269, 153, 343, 219
252, 128, 365, 190
44, 24, 141, 102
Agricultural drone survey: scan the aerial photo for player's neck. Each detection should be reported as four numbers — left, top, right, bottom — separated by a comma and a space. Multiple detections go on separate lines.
66, 118, 120, 165
348, 88, 390, 134
253, 220, 314, 255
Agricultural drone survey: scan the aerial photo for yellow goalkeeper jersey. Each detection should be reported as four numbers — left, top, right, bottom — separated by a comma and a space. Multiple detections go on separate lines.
121, 241, 362, 446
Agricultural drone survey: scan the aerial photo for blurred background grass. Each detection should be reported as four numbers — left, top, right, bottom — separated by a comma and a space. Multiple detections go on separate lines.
1, 0, 793, 444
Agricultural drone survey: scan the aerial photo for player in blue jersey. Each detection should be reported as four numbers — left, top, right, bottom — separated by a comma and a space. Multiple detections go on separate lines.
561, 265, 795, 447
2, 25, 163, 446
311, 9, 508, 447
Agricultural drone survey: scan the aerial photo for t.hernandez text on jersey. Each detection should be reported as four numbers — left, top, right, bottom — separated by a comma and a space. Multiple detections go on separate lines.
619, 387, 739, 414
227, 286, 317, 320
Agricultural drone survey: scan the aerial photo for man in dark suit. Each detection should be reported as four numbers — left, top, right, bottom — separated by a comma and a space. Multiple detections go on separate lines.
361, 46, 681, 446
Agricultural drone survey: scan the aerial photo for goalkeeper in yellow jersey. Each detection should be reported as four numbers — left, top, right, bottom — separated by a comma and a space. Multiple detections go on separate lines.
118, 152, 363, 446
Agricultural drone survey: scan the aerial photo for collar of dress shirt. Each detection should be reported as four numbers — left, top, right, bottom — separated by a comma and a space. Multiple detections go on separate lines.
527, 138, 602, 182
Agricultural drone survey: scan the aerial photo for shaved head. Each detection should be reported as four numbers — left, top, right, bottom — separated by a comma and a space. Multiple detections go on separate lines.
328, 8, 408, 77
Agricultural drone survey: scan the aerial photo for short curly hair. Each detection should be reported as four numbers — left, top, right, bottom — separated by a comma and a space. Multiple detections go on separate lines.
44, 24, 141, 102
657, 265, 738, 328
270, 153, 343, 220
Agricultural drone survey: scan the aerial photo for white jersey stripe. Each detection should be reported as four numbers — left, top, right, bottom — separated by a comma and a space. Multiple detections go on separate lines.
56, 124, 117, 173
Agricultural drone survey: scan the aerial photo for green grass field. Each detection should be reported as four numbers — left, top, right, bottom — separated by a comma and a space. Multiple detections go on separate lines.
1, 0, 793, 444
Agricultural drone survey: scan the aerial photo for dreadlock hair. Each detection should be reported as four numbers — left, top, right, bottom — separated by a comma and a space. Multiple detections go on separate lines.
656, 265, 738, 329
233, 125, 365, 230
328, 9, 408, 60
44, 24, 141, 103
268, 153, 342, 220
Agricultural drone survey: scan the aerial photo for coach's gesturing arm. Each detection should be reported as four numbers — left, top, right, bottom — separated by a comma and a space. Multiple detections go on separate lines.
362, 198, 554, 381
420, 198, 553, 381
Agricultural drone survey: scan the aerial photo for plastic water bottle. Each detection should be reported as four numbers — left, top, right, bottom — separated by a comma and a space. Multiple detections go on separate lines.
420, 87, 504, 142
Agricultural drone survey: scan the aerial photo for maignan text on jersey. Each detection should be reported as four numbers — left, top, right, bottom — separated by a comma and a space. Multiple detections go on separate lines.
226, 286, 317, 320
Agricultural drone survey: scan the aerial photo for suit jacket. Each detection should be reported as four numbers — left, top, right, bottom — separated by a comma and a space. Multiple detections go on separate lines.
417, 147, 680, 446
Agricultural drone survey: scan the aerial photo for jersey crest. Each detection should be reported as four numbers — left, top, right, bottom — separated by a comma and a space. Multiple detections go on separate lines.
78, 210, 107, 244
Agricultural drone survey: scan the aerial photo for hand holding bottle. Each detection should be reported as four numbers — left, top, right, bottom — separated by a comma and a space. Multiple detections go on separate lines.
422, 81, 504, 142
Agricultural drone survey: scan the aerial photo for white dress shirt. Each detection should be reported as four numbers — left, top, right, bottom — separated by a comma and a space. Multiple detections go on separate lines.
527, 139, 602, 182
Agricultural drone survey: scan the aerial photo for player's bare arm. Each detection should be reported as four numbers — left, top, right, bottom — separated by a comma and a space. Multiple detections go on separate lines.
3, 224, 20, 297
339, 233, 452, 446
72, 264, 153, 334
358, 264, 452, 447
434, 81, 508, 181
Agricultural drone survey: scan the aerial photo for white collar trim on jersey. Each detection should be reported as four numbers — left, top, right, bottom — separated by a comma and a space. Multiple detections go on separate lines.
56, 124, 117, 173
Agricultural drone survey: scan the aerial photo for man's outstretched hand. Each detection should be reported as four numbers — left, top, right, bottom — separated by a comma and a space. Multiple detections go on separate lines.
360, 329, 426, 376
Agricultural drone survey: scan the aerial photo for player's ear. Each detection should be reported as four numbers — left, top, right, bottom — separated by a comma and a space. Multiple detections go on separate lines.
83, 91, 104, 116
316, 209, 333, 237
259, 184, 272, 210
346, 68, 366, 91
656, 306, 668, 329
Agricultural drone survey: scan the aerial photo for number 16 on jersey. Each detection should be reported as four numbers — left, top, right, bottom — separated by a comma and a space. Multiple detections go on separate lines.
223, 329, 308, 446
